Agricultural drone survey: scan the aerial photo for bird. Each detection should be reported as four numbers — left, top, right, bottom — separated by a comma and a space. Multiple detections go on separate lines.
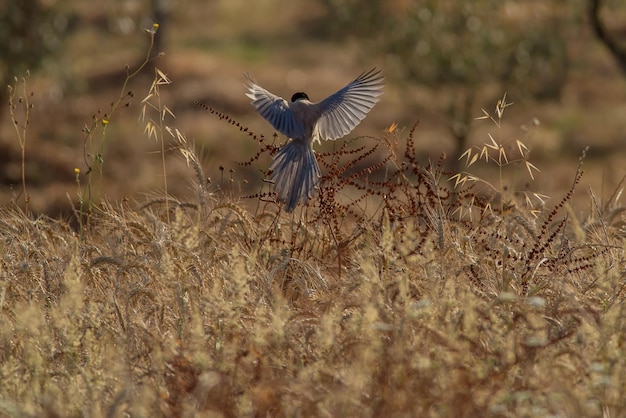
245, 68, 384, 212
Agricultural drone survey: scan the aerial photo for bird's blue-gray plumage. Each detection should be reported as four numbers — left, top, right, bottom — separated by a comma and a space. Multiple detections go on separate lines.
246, 68, 384, 212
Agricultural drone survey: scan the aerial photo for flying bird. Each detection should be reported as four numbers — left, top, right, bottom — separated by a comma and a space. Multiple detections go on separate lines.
245, 68, 384, 212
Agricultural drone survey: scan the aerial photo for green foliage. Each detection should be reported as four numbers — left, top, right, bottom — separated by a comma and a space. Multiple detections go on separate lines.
318, 0, 573, 151
395, 2, 567, 95
320, 0, 570, 96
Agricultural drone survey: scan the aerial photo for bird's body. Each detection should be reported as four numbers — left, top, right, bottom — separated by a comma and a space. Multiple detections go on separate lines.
246, 69, 384, 212
285, 96, 319, 143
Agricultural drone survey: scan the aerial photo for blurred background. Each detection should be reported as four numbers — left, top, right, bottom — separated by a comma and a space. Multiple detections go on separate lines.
1, 0, 625, 216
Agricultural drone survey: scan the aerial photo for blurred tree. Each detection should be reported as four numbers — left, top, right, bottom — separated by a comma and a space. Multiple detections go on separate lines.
317, 0, 571, 155
589, 0, 626, 75
0, 0, 66, 123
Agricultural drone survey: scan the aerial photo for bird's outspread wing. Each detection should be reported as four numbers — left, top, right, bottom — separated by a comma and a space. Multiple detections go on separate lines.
245, 74, 306, 139
315, 68, 384, 141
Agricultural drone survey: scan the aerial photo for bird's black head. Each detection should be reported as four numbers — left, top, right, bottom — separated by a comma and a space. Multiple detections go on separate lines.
291, 92, 310, 102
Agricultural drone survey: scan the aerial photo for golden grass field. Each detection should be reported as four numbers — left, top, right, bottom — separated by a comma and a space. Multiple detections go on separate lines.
1, 1, 626, 416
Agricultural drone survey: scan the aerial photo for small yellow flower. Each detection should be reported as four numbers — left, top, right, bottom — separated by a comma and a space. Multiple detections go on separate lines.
101, 118, 109, 126
146, 23, 159, 34
74, 168, 80, 174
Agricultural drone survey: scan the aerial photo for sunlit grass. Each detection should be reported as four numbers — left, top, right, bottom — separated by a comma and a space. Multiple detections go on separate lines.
1, 64, 625, 418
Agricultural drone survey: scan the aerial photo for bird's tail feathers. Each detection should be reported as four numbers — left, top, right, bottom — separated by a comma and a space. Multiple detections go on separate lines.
270, 140, 320, 212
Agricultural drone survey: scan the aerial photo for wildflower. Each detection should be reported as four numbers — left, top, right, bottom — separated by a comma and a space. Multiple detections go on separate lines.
146, 23, 159, 34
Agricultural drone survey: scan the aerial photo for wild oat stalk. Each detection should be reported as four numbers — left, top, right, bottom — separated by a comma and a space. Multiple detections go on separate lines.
450, 93, 547, 218
140, 67, 177, 224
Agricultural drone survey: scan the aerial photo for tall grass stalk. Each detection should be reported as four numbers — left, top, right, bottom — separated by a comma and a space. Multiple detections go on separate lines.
7, 72, 32, 215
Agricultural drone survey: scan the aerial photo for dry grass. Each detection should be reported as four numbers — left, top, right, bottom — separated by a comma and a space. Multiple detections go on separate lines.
1, 56, 626, 418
